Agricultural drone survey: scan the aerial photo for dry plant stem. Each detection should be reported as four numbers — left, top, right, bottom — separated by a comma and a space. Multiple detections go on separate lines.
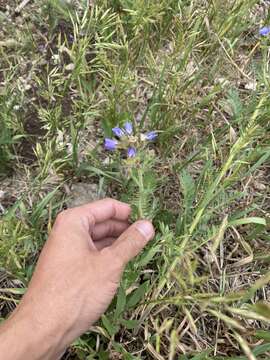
15, 0, 31, 13
1, 0, 270, 357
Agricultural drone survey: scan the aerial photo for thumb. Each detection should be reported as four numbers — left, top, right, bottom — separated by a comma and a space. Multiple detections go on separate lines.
110, 220, 155, 265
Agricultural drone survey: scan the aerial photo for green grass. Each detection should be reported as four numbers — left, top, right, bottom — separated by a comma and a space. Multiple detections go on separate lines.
1, 0, 270, 358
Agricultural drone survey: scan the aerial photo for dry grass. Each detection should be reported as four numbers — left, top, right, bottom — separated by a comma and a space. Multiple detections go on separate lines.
1, 0, 270, 359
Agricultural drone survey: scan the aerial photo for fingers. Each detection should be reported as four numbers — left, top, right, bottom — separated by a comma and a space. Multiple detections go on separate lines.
94, 237, 116, 251
108, 220, 155, 265
92, 220, 129, 241
80, 198, 131, 223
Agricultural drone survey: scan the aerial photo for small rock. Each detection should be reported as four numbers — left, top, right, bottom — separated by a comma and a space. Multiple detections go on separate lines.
66, 183, 106, 208
253, 181, 266, 191
245, 80, 257, 91
66, 63, 75, 71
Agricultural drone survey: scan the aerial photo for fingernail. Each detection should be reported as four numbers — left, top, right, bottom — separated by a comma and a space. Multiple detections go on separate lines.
136, 221, 154, 240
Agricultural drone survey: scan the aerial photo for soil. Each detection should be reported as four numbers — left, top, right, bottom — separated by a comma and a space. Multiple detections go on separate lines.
18, 108, 46, 164
65, 182, 106, 208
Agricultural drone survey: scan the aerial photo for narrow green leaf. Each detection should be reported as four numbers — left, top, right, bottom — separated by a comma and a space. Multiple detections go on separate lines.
101, 315, 119, 337
114, 286, 126, 320
136, 245, 160, 267
31, 186, 61, 224
191, 351, 211, 359
255, 330, 270, 341
250, 302, 270, 320
229, 217, 266, 227
126, 281, 149, 309
119, 319, 139, 329
253, 342, 270, 356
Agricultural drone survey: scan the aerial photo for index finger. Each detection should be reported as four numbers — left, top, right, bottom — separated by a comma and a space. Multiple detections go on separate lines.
81, 198, 131, 223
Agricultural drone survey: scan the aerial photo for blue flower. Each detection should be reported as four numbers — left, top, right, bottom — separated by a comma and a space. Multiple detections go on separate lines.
104, 122, 156, 158
104, 138, 118, 151
112, 127, 125, 138
124, 122, 133, 135
259, 26, 270, 36
145, 131, 158, 141
127, 147, 136, 158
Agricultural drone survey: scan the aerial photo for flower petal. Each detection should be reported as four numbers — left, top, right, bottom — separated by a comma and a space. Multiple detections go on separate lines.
112, 127, 125, 138
145, 131, 158, 141
104, 138, 118, 151
124, 122, 133, 135
259, 26, 270, 36
127, 147, 136, 158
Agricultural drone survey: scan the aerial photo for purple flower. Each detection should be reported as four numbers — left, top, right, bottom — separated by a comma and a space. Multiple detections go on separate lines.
145, 131, 158, 141
127, 147, 136, 158
104, 138, 118, 151
112, 127, 125, 138
259, 26, 270, 36
124, 122, 133, 135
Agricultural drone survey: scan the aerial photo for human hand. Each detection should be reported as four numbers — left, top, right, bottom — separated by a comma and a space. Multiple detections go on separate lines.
0, 198, 155, 359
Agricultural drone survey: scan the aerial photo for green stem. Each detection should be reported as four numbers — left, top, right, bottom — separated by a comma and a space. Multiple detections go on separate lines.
137, 169, 144, 219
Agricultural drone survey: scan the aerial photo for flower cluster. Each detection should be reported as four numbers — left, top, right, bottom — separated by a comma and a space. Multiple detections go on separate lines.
104, 122, 157, 158
259, 26, 270, 36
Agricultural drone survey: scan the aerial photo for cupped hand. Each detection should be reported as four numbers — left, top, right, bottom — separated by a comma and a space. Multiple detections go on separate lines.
0, 198, 155, 359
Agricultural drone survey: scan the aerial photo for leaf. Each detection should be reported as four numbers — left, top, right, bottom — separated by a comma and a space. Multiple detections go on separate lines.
126, 281, 149, 309
255, 330, 270, 341
232, 331, 256, 360
119, 319, 139, 329
77, 164, 121, 182
211, 215, 228, 254
226, 88, 243, 121
177, 170, 196, 233
229, 217, 266, 227
179, 170, 196, 214
183, 306, 197, 335
253, 343, 270, 356
190, 351, 211, 360
101, 315, 119, 337
114, 286, 126, 320
136, 245, 160, 267
245, 148, 270, 177
30, 186, 61, 225
227, 306, 270, 323
250, 302, 270, 320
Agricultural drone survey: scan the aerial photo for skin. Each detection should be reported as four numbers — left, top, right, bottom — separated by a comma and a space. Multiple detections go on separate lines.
0, 198, 155, 359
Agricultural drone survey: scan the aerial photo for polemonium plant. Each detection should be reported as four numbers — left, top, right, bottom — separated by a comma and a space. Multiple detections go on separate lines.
104, 121, 158, 219
104, 121, 157, 159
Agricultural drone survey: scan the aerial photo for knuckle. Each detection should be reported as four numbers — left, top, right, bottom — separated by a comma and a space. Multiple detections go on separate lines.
56, 209, 69, 222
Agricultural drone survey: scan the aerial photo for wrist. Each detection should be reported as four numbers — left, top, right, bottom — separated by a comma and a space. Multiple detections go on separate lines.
0, 307, 67, 360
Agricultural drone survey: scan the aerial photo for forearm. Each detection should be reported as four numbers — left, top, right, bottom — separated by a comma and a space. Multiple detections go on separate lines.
0, 200, 154, 359
0, 308, 65, 360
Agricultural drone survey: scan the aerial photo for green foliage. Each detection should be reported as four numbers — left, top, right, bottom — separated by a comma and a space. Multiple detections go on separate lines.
122, 152, 158, 220
0, 80, 23, 176
1, 0, 270, 358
